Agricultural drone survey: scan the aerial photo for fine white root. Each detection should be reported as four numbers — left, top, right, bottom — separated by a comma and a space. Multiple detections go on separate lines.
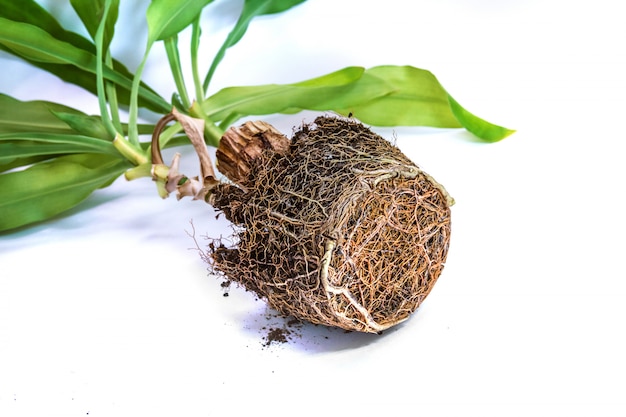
319, 239, 389, 333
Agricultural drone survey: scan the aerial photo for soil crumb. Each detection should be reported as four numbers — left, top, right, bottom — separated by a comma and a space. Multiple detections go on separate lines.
263, 327, 291, 347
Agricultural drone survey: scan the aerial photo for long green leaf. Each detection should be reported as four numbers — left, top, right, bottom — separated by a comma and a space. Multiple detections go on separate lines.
70, 0, 119, 51
0, 0, 95, 52
146, 0, 214, 44
0, 153, 129, 232
0, 133, 120, 165
339, 66, 515, 140
51, 111, 111, 140
202, 66, 366, 121
447, 96, 515, 142
0, 156, 54, 174
0, 94, 87, 135
203, 0, 307, 90
0, 17, 169, 113
203, 65, 513, 141
0, 95, 154, 139
332, 65, 460, 127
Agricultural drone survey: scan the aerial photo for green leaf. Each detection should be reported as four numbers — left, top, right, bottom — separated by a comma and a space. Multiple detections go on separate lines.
203, 0, 307, 90
146, 0, 215, 44
51, 111, 111, 140
0, 156, 54, 174
0, 153, 129, 232
0, 16, 97, 64
0, 133, 120, 165
447, 95, 515, 142
0, 94, 87, 135
0, 0, 95, 52
203, 65, 514, 141
0, 96, 155, 140
332, 65, 461, 127
70, 0, 120, 51
202, 66, 366, 121
0, 17, 169, 113
336, 66, 515, 141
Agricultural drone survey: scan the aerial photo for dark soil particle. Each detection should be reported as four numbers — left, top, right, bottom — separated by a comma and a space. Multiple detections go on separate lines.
263, 327, 290, 347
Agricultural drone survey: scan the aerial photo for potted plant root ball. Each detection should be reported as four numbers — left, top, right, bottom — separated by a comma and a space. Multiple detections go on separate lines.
205, 116, 454, 333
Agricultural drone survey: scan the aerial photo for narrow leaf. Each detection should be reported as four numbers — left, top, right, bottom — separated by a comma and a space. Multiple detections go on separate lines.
202, 66, 366, 122
0, 133, 120, 165
0, 96, 155, 139
0, 16, 97, 64
203, 0, 307, 90
0, 94, 87, 135
0, 156, 53, 174
146, 0, 214, 44
447, 96, 515, 142
70, 0, 120, 51
51, 112, 111, 140
0, 153, 129, 232
0, 0, 95, 52
0, 18, 169, 113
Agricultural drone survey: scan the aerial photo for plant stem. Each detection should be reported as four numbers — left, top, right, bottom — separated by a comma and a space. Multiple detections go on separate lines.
164, 36, 191, 109
127, 50, 150, 146
105, 52, 123, 134
191, 18, 205, 102
113, 133, 148, 166
94, 0, 117, 139
124, 162, 153, 181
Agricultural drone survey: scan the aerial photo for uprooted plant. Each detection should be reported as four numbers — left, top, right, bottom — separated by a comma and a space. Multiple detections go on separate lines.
0, 0, 514, 332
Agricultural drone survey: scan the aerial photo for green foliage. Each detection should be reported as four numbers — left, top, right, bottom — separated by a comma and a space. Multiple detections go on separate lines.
0, 94, 88, 135
147, 0, 215, 44
0, 0, 169, 113
0, 0, 513, 232
203, 65, 514, 140
0, 154, 129, 231
70, 0, 120, 51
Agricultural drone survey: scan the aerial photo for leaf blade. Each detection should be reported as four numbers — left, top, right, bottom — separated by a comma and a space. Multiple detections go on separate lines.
332, 65, 462, 127
0, 18, 169, 113
202, 66, 367, 122
146, 0, 214, 44
0, 154, 129, 232
203, 65, 514, 141
0, 0, 96, 51
0, 133, 120, 165
70, 0, 120, 51
0, 94, 87, 135
447, 95, 516, 142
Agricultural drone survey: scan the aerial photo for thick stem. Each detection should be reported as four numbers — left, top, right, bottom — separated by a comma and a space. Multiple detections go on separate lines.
113, 133, 148, 166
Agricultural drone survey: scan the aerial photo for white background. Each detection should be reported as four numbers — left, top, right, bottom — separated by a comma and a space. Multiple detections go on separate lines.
1, 0, 625, 416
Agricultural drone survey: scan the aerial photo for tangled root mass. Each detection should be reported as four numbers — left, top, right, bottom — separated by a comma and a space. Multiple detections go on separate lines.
209, 116, 452, 333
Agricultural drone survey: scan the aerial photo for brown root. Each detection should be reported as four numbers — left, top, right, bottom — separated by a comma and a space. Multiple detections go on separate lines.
208, 116, 452, 333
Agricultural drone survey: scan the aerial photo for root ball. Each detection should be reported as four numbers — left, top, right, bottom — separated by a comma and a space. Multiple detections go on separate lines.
209, 116, 452, 333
